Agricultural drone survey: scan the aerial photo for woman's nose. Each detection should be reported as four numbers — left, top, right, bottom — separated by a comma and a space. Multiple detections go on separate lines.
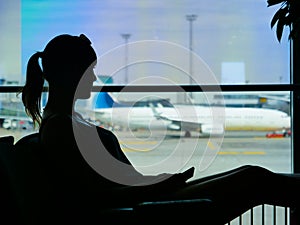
92, 74, 97, 82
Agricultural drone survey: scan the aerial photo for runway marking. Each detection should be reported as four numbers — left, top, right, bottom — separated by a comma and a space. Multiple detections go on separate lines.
243, 151, 265, 155
223, 137, 289, 142
207, 141, 217, 150
119, 141, 158, 145
218, 151, 266, 155
120, 140, 158, 152
122, 148, 266, 154
121, 148, 153, 152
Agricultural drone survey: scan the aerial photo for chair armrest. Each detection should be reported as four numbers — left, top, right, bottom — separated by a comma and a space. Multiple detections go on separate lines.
99, 199, 214, 225
134, 198, 214, 224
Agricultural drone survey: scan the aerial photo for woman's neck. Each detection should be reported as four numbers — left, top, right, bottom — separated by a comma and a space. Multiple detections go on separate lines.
44, 88, 76, 115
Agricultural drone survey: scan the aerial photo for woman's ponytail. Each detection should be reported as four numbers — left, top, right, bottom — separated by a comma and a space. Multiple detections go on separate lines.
21, 52, 44, 127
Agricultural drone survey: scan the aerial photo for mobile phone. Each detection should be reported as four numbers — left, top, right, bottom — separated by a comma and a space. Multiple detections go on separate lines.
180, 167, 195, 180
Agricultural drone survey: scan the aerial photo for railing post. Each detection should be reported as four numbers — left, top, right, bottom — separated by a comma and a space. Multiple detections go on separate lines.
273, 205, 276, 225
291, 27, 300, 225
291, 33, 300, 175
262, 204, 265, 225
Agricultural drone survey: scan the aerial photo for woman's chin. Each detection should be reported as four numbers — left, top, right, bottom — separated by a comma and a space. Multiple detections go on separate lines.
76, 92, 91, 100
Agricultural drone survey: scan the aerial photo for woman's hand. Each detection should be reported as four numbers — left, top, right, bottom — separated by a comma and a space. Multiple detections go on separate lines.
154, 167, 195, 187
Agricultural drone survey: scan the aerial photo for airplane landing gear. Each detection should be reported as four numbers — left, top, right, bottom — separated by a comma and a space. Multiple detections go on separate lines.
184, 131, 191, 137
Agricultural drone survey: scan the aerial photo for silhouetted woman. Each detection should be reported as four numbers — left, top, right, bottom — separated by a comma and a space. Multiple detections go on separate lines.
22, 34, 299, 224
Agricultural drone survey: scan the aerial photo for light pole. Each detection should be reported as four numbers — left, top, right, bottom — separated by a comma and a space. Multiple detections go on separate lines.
186, 14, 197, 85
186, 14, 197, 102
121, 33, 131, 84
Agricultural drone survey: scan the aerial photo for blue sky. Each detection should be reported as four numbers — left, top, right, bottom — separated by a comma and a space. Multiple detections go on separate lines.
0, 0, 290, 84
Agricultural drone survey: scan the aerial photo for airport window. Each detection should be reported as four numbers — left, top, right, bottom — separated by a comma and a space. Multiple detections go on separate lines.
1, 1, 297, 223
0, 0, 294, 173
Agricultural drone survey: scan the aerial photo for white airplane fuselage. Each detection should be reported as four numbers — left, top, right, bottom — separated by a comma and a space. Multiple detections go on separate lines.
93, 104, 290, 134
93, 107, 174, 130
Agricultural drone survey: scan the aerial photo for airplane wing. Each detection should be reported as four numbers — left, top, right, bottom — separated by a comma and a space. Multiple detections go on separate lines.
148, 103, 224, 135
152, 112, 199, 130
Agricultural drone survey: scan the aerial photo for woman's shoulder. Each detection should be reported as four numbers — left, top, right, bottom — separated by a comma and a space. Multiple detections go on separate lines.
96, 126, 118, 139
96, 126, 123, 149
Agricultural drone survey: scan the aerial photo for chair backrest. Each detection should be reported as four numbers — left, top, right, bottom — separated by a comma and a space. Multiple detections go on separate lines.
15, 132, 39, 146
0, 135, 14, 144
1, 135, 55, 225
0, 136, 21, 225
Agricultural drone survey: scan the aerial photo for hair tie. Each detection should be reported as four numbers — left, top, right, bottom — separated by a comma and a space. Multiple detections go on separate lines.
36, 51, 44, 58
79, 34, 92, 45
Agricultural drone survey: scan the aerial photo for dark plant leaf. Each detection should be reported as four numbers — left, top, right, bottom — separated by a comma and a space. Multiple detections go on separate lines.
271, 6, 289, 30
285, 14, 292, 26
276, 17, 286, 42
267, 0, 285, 7
271, 7, 287, 28
267, 0, 300, 42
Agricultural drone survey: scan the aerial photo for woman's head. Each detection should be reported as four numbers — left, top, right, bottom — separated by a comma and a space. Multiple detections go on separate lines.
42, 34, 97, 86
22, 34, 97, 126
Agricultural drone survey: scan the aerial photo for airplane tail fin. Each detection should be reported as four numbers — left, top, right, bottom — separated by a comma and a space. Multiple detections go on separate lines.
93, 92, 116, 109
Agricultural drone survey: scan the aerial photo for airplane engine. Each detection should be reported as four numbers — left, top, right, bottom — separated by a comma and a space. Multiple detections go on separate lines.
200, 124, 224, 136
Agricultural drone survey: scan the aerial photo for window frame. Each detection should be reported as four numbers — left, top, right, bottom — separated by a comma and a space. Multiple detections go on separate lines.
1, 38, 298, 172
0, 82, 296, 171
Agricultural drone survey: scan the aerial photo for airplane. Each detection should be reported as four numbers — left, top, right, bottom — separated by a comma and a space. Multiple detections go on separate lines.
84, 92, 179, 132
210, 91, 290, 113
169, 104, 290, 137
258, 93, 290, 115
85, 92, 291, 137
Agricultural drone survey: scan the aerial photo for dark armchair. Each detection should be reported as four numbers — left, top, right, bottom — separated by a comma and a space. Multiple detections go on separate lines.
1, 134, 216, 225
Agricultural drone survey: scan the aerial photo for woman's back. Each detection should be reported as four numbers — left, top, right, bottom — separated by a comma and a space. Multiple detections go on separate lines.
40, 111, 130, 184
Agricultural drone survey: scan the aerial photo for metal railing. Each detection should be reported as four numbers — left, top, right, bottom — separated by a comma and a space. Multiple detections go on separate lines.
227, 205, 293, 225
0, 84, 297, 93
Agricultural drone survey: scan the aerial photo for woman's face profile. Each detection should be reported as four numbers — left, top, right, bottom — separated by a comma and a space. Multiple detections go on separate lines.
75, 60, 97, 100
